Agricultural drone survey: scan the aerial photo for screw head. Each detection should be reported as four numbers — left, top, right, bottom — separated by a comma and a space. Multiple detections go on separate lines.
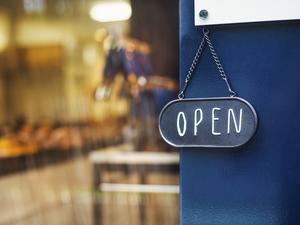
199, 9, 208, 19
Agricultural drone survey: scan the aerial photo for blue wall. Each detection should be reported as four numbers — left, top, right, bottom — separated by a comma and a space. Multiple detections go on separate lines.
180, 1, 300, 224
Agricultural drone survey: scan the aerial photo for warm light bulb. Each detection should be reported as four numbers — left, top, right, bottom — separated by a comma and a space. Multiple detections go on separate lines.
90, 1, 132, 23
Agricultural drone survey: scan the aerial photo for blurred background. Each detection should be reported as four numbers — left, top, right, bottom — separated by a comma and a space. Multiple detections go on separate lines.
0, 0, 179, 224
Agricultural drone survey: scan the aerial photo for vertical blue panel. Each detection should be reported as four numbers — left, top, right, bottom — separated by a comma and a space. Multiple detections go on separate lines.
180, 1, 300, 224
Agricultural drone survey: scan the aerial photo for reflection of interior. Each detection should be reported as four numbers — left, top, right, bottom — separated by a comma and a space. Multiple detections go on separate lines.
0, 0, 179, 225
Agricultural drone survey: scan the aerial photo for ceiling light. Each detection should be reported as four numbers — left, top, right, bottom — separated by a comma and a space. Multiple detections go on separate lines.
90, 1, 132, 23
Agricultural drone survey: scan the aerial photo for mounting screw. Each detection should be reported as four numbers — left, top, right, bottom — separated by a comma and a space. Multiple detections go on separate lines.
199, 9, 208, 19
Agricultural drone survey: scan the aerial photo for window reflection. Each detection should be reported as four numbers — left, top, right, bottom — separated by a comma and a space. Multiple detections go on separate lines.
0, 1, 179, 224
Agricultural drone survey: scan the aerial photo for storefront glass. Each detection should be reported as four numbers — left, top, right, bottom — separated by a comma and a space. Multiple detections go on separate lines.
0, 0, 179, 224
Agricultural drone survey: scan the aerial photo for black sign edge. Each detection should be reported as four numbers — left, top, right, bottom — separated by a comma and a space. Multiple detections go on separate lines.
158, 97, 258, 148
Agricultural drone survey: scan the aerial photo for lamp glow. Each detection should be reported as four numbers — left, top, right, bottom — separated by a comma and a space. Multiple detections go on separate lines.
90, 1, 132, 22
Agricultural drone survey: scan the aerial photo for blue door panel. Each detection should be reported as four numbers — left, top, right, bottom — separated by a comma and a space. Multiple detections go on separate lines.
180, 1, 300, 224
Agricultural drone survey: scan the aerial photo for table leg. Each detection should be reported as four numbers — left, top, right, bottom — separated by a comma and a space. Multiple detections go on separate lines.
93, 164, 102, 225
139, 165, 146, 225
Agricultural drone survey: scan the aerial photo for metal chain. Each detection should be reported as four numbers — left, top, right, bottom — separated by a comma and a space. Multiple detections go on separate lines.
203, 28, 236, 97
178, 35, 206, 99
178, 27, 237, 99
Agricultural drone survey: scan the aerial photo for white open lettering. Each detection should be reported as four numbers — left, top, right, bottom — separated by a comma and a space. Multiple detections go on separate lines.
227, 108, 243, 134
194, 108, 203, 136
212, 107, 221, 136
175, 107, 244, 137
177, 112, 187, 136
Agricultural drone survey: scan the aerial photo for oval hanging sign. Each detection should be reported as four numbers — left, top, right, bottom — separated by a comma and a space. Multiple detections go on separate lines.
159, 97, 258, 148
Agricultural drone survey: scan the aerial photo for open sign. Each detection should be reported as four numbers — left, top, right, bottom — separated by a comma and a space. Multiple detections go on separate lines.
159, 97, 258, 148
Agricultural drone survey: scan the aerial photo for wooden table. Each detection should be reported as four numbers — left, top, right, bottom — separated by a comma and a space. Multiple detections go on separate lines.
89, 145, 179, 225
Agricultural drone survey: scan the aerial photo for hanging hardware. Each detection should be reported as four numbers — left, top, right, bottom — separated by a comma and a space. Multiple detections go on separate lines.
178, 27, 236, 99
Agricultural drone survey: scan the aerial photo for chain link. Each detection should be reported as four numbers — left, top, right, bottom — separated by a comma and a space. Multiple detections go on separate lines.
178, 27, 237, 99
178, 35, 206, 99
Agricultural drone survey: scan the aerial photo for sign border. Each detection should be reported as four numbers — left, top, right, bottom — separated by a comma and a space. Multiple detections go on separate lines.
159, 97, 258, 148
